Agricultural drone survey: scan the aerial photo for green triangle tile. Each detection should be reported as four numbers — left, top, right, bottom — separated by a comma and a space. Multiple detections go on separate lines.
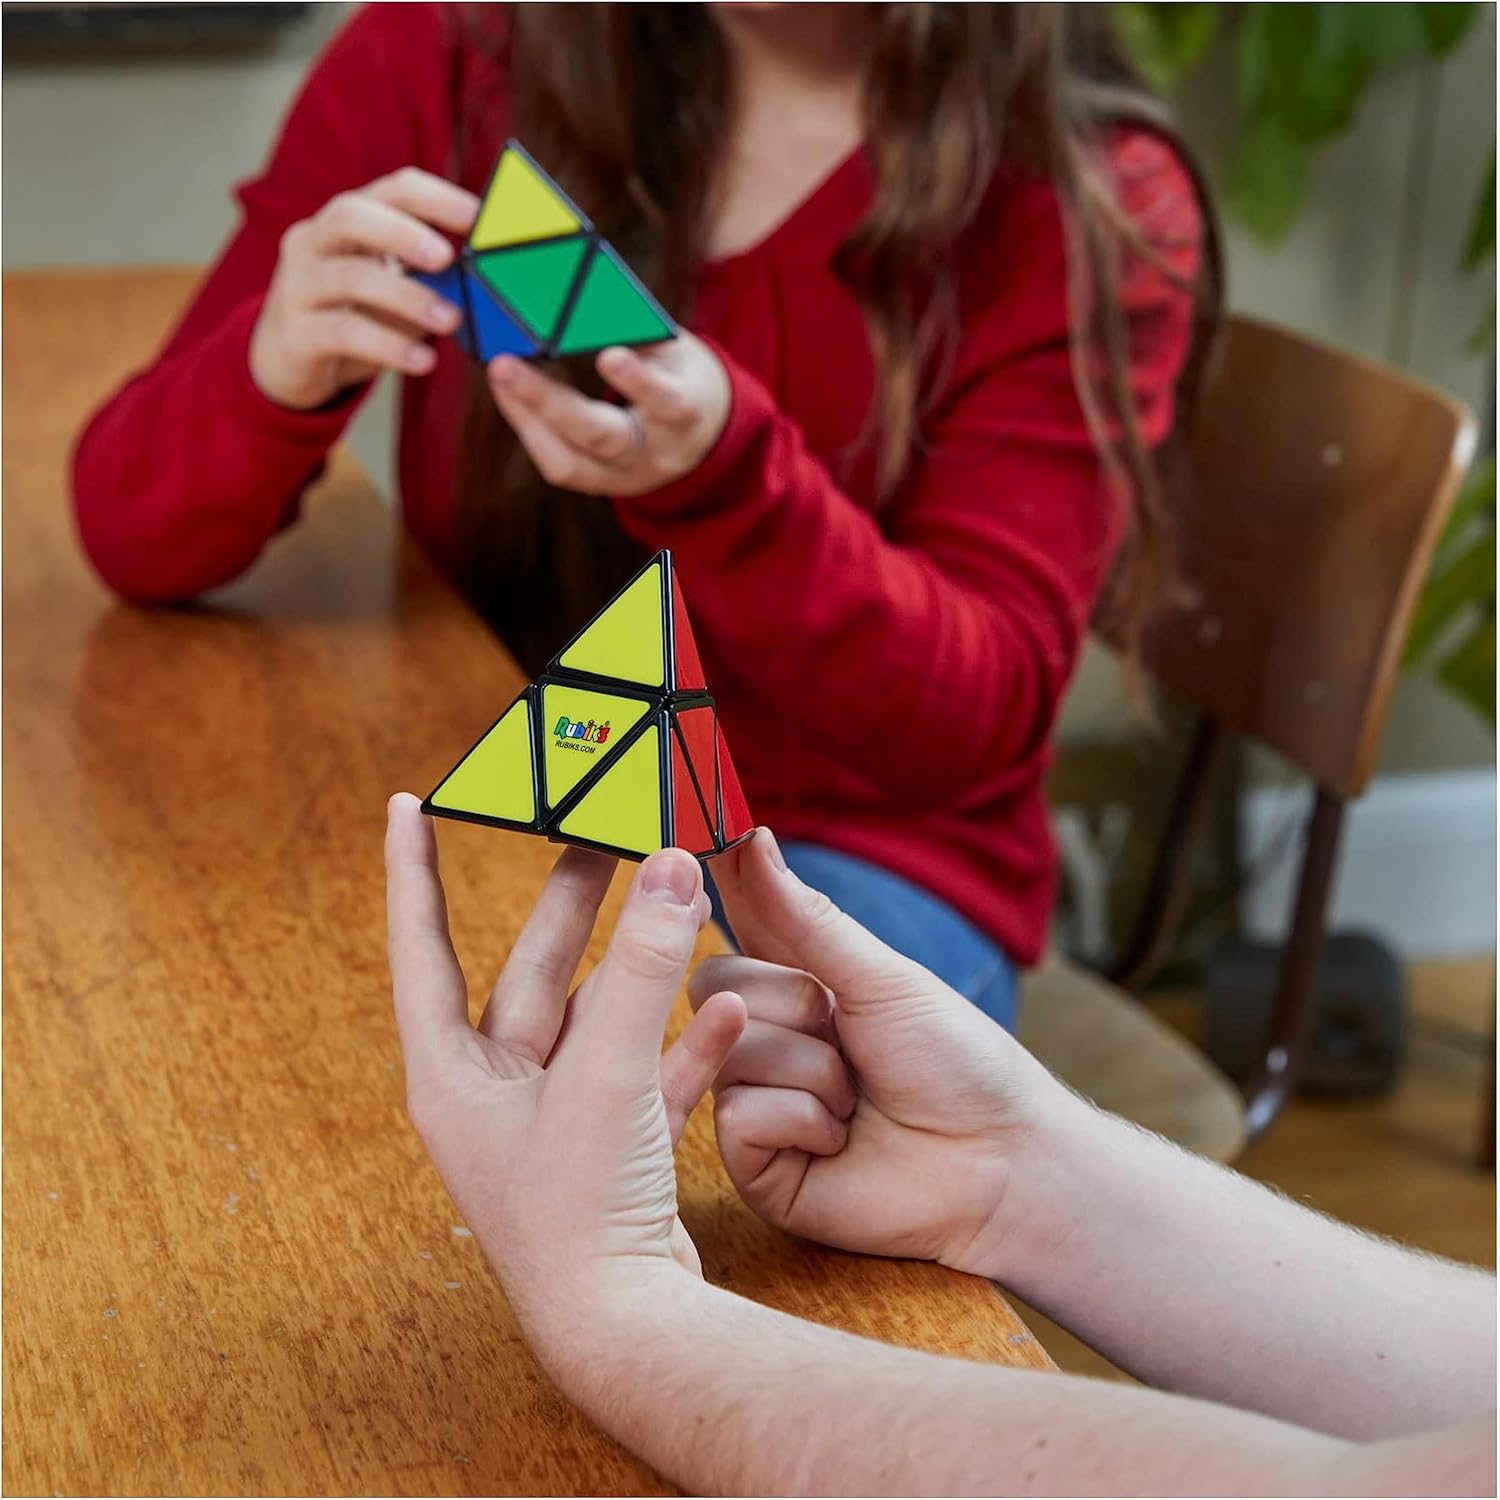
474, 236, 590, 342
554, 243, 673, 355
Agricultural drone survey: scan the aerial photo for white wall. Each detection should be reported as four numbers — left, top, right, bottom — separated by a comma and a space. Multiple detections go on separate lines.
0, 4, 402, 485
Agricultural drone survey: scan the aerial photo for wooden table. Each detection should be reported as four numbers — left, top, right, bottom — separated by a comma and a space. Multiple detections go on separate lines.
2, 269, 1051, 1497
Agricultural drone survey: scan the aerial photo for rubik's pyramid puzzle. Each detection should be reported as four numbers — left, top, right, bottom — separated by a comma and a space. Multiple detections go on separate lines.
413, 139, 677, 361
423, 551, 754, 861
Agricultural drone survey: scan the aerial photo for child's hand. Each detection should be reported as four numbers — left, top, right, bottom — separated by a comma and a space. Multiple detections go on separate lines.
487, 335, 731, 497
250, 168, 478, 410
385, 795, 745, 1349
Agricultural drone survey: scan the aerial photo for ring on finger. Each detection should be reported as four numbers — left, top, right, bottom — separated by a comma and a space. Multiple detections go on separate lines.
620, 406, 644, 463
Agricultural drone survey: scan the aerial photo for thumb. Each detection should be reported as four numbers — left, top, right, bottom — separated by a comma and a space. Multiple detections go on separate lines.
712, 830, 927, 1012
564, 847, 705, 1068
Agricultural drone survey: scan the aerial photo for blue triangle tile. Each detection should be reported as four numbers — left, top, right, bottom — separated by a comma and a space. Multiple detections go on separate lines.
410, 264, 474, 357
465, 269, 538, 361
411, 264, 464, 306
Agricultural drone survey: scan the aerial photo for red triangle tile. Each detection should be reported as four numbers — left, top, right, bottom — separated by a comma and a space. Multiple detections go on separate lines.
670, 575, 707, 693
669, 729, 715, 856
674, 705, 717, 817
716, 722, 753, 843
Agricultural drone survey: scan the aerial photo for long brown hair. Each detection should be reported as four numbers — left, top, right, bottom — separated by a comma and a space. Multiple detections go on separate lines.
450, 3, 1221, 676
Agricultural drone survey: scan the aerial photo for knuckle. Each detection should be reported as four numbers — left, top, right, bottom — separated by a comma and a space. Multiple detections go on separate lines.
794, 1091, 823, 1129
789, 969, 830, 1023
799, 887, 845, 943
713, 1088, 742, 1137
614, 922, 690, 985
590, 428, 627, 460
688, 956, 730, 1005
278, 220, 309, 259
319, 193, 354, 230
814, 1046, 846, 1098
327, 310, 362, 351
509, 944, 571, 994
325, 259, 362, 300
541, 456, 576, 488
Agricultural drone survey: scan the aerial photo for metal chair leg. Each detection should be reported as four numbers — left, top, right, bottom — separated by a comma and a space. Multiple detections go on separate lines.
1108, 715, 1229, 992
1479, 981, 1495, 1172
1242, 788, 1346, 1143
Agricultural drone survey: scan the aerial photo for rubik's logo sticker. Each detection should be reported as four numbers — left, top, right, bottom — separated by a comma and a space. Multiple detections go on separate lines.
422, 551, 754, 862
412, 139, 678, 362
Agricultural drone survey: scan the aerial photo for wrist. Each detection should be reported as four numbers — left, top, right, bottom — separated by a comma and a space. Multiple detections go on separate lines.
511, 1253, 700, 1397
957, 1082, 1116, 1289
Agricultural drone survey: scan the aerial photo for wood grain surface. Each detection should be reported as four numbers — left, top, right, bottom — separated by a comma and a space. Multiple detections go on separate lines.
2, 270, 1052, 1498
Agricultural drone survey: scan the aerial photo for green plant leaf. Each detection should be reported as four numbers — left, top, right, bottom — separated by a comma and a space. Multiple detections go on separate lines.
1333, 3, 1428, 67
1229, 114, 1308, 242
1436, 612, 1496, 723
1406, 456, 1496, 669
1419, 2, 1479, 54
1434, 456, 1497, 565
1248, 4, 1317, 111
1285, 42, 1368, 141
1468, 297, 1496, 353
1241, 6, 1369, 145
1235, 2, 1274, 110
1462, 141, 1495, 269
1113, 2, 1218, 89
1405, 530, 1497, 664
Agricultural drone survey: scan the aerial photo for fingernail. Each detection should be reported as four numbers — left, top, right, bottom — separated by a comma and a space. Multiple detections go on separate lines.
757, 827, 788, 873
641, 849, 702, 908
406, 345, 436, 374
421, 234, 451, 268
428, 301, 460, 332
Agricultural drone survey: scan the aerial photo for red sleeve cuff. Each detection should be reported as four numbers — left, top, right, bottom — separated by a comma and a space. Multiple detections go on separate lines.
216, 295, 368, 447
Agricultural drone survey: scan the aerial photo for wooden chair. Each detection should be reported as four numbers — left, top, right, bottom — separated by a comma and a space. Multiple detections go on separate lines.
1020, 314, 1478, 1159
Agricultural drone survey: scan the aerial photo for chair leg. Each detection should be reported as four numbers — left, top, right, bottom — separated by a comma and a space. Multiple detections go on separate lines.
1479, 981, 1495, 1172
1108, 716, 1228, 991
1243, 789, 1346, 1144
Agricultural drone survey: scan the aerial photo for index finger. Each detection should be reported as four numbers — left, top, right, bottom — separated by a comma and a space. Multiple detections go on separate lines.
689, 954, 836, 1040
365, 165, 480, 239
385, 793, 470, 1073
479, 845, 616, 1065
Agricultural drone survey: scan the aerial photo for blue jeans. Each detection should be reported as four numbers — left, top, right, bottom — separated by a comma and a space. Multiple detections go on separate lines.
706, 841, 1017, 1031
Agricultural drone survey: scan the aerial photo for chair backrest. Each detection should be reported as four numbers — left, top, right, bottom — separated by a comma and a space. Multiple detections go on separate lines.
1103, 314, 1477, 799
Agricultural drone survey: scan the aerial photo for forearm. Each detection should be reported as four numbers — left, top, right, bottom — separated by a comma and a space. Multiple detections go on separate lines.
531, 1266, 1346, 1497
996, 1100, 1497, 1441
73, 298, 355, 602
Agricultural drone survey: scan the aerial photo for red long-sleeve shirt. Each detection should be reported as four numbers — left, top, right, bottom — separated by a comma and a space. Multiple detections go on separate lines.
72, 3, 1202, 965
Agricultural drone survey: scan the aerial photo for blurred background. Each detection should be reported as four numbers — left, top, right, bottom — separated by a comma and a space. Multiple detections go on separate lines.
4, 1, 1494, 1377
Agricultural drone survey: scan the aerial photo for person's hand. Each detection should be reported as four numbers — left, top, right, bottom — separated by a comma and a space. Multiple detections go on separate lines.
699, 829, 1086, 1281
250, 168, 479, 410
486, 333, 730, 497
385, 794, 747, 1346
